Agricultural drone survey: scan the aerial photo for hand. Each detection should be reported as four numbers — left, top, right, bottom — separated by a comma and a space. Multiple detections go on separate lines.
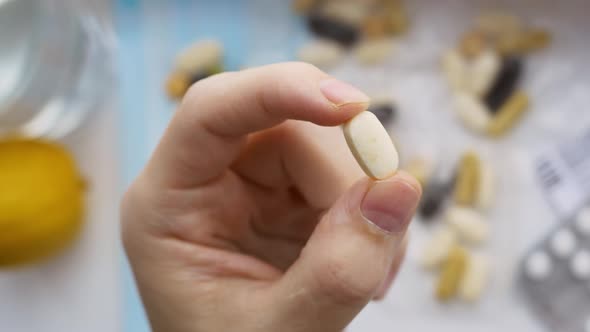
121, 62, 421, 332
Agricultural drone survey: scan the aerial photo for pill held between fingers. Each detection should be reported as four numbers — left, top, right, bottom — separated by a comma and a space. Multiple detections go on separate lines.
459, 254, 490, 302
421, 227, 457, 269
297, 40, 345, 67
454, 92, 492, 133
436, 245, 468, 301
570, 250, 590, 280
487, 90, 530, 137
576, 207, 590, 236
445, 206, 489, 245
342, 111, 399, 180
525, 250, 552, 281
550, 228, 577, 259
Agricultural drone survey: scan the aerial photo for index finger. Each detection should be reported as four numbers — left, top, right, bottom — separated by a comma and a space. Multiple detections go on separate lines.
144, 62, 370, 188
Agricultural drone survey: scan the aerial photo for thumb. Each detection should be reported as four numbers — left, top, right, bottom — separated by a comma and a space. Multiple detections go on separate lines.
269, 172, 421, 332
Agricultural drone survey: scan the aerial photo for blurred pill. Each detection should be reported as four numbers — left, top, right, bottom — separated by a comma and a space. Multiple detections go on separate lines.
550, 228, 577, 259
319, 1, 370, 27
307, 12, 360, 47
487, 91, 530, 137
454, 92, 492, 133
383, 1, 409, 35
570, 250, 590, 280
576, 207, 590, 236
436, 245, 468, 301
484, 56, 523, 111
421, 227, 457, 269
354, 38, 394, 65
497, 28, 552, 56
476, 12, 523, 40
342, 111, 399, 180
297, 39, 345, 67
165, 71, 190, 100
459, 30, 487, 59
442, 49, 468, 93
467, 49, 501, 97
454, 151, 481, 206
292, 0, 316, 14
459, 254, 490, 302
446, 206, 489, 245
175, 40, 223, 74
476, 161, 495, 210
525, 251, 552, 281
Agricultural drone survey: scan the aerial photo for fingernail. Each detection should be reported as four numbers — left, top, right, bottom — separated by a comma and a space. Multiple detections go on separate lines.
319, 79, 370, 106
361, 178, 420, 234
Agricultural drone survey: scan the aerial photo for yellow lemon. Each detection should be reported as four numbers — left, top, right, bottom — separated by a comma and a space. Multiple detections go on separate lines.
0, 139, 85, 266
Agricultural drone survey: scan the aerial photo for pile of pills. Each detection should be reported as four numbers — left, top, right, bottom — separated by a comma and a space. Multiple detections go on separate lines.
441, 12, 551, 137
520, 205, 590, 332
293, 0, 408, 67
416, 150, 495, 303
164, 40, 224, 100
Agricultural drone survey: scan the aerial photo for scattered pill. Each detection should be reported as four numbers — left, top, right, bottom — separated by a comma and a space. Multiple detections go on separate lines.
442, 49, 468, 92
384, 3, 409, 35
576, 207, 590, 236
174, 40, 223, 74
459, 254, 490, 302
570, 250, 590, 280
484, 56, 523, 111
550, 228, 577, 259
525, 251, 552, 281
459, 31, 487, 59
454, 92, 492, 133
497, 28, 552, 56
475, 12, 523, 40
308, 12, 360, 47
476, 161, 495, 210
165, 72, 190, 100
362, 14, 390, 39
453, 151, 481, 206
445, 206, 489, 245
486, 90, 530, 137
421, 227, 457, 269
354, 39, 394, 65
367, 100, 397, 125
436, 245, 468, 301
297, 39, 345, 67
467, 49, 501, 97
342, 111, 399, 180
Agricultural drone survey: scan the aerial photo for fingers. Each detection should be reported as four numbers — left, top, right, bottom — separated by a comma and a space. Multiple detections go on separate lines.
269, 172, 421, 332
144, 62, 370, 188
374, 235, 408, 300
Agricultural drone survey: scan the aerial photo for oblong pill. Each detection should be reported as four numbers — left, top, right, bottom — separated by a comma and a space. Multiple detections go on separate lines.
459, 254, 490, 302
453, 151, 481, 206
343, 111, 399, 180
175, 40, 223, 74
421, 227, 457, 269
436, 245, 468, 301
445, 206, 489, 245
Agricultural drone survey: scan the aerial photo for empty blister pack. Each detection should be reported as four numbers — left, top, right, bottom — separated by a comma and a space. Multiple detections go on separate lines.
519, 204, 590, 332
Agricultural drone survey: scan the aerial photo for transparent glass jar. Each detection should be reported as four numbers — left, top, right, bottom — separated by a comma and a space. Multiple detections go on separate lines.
0, 0, 114, 139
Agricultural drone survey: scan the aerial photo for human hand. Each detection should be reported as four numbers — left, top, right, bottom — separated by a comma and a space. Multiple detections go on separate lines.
121, 62, 421, 332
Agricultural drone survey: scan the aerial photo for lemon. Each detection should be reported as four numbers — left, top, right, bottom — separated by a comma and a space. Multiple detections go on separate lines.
0, 139, 85, 266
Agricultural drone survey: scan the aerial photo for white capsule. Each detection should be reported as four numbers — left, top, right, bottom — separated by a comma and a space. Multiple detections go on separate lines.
441, 49, 468, 92
550, 228, 577, 259
476, 161, 495, 210
342, 111, 399, 179
453, 91, 492, 133
570, 250, 590, 280
420, 227, 457, 269
466, 49, 501, 97
175, 40, 223, 73
445, 206, 489, 245
576, 207, 590, 236
354, 39, 394, 65
459, 254, 490, 302
525, 251, 552, 281
298, 39, 345, 67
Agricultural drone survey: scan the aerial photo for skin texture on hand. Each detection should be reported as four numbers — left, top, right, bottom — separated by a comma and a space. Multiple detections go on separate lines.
121, 62, 421, 332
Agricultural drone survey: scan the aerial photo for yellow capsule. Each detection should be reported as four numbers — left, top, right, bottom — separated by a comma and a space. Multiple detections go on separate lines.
518, 28, 552, 53
436, 245, 468, 301
475, 12, 523, 40
165, 71, 190, 100
487, 91, 530, 137
453, 151, 481, 206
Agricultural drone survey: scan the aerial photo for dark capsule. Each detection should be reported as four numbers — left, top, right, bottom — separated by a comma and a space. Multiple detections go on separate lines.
368, 103, 396, 125
307, 13, 360, 47
484, 56, 523, 112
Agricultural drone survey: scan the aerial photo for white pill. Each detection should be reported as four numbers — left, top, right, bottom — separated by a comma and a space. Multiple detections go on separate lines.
459, 254, 490, 302
175, 40, 223, 73
476, 161, 495, 210
550, 228, 577, 258
466, 49, 501, 97
420, 227, 457, 269
343, 111, 399, 179
445, 206, 489, 245
354, 39, 394, 65
570, 250, 590, 280
442, 49, 468, 92
453, 91, 492, 133
525, 251, 552, 281
576, 207, 590, 236
298, 39, 344, 67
